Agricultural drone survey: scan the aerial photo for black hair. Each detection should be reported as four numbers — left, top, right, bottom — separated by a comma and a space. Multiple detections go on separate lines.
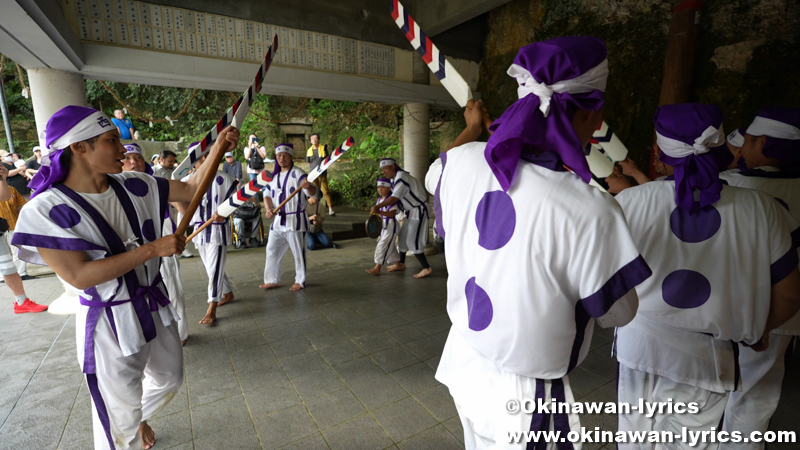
161, 149, 177, 159
310, 133, 320, 139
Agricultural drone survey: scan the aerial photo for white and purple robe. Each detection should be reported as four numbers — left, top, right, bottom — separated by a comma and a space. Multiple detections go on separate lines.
430, 142, 650, 446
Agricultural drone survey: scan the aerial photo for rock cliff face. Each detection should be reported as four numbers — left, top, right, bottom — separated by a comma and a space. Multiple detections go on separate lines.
479, 0, 799, 168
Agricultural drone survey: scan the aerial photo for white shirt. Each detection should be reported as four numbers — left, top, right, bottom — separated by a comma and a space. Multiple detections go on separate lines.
391, 170, 428, 217
615, 181, 797, 391
264, 166, 312, 232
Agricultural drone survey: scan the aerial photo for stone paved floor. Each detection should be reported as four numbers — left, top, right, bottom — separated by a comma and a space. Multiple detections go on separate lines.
0, 238, 797, 449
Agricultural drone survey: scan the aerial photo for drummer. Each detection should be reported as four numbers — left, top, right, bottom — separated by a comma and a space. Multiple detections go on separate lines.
367, 178, 400, 275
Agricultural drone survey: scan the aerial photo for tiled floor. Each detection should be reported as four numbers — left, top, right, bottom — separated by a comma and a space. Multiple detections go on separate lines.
0, 237, 797, 449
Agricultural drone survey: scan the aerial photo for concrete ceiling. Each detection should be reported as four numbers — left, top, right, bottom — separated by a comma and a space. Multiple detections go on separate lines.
142, 0, 507, 62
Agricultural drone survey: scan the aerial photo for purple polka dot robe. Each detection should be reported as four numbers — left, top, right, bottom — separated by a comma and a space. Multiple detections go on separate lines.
264, 166, 311, 233
615, 180, 799, 392
189, 170, 238, 247
431, 142, 651, 437
11, 172, 177, 366
720, 168, 800, 336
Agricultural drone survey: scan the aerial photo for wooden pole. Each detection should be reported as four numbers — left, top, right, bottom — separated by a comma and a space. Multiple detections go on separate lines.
649, 0, 702, 179
271, 187, 302, 215
175, 138, 232, 236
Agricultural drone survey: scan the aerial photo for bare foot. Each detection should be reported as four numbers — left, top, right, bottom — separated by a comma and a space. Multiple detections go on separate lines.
181, 339, 187, 346
259, 283, 281, 289
199, 303, 217, 325
366, 265, 381, 275
289, 283, 304, 291
218, 292, 234, 306
387, 263, 406, 272
139, 421, 155, 449
413, 267, 433, 279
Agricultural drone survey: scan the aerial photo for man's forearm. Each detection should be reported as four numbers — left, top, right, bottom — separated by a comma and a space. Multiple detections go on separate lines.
445, 124, 482, 153
39, 245, 159, 290
376, 196, 400, 209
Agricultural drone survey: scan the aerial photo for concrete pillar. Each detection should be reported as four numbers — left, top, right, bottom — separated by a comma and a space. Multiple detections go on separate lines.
403, 102, 429, 183
27, 68, 87, 147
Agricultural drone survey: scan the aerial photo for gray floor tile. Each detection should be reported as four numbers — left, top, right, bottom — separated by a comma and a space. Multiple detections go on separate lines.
332, 356, 385, 386
353, 332, 398, 354
306, 389, 366, 430
145, 410, 193, 449
349, 374, 409, 411
253, 404, 319, 448
260, 323, 303, 343
290, 367, 346, 401
385, 324, 429, 344
397, 424, 462, 450
236, 361, 289, 393
193, 422, 261, 450
279, 351, 330, 378
190, 394, 252, 439
388, 363, 440, 394
338, 319, 381, 339
188, 372, 243, 407
413, 385, 457, 421
305, 328, 349, 349
270, 335, 314, 359
321, 414, 393, 450
403, 337, 446, 361
225, 329, 269, 352
317, 341, 365, 366
442, 416, 464, 443
244, 378, 302, 419
372, 397, 439, 442
369, 346, 421, 373
280, 432, 330, 449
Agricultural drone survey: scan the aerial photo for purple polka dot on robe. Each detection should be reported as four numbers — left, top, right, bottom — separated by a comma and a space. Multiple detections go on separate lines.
216, 176, 224, 185
662, 270, 711, 309
49, 204, 81, 228
465, 277, 493, 331
124, 178, 149, 197
141, 219, 156, 242
669, 205, 721, 243
289, 187, 296, 194
475, 191, 515, 250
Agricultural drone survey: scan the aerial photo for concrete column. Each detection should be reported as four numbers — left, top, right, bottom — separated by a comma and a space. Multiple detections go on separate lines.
27, 68, 87, 147
403, 102, 429, 183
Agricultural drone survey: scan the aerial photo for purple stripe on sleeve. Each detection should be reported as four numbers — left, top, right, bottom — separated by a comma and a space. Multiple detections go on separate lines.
434, 153, 447, 239
791, 226, 800, 251
155, 176, 170, 231
11, 233, 109, 255
566, 303, 591, 374
771, 247, 799, 285
580, 255, 651, 318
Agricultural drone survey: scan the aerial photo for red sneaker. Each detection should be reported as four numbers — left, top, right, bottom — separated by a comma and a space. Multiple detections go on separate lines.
13, 299, 48, 314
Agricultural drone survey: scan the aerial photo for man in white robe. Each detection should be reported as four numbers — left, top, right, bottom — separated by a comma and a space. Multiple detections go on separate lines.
259, 144, 316, 291
614, 103, 800, 450
431, 37, 651, 449
718, 107, 800, 448
12, 105, 239, 450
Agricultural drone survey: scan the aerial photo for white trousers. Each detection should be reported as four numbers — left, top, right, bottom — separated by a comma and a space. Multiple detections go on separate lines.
5, 230, 27, 276
374, 224, 399, 265
197, 244, 232, 303
264, 229, 306, 286
397, 211, 429, 255
160, 255, 187, 340
89, 312, 183, 450
617, 364, 727, 450
720, 334, 792, 450
455, 377, 581, 450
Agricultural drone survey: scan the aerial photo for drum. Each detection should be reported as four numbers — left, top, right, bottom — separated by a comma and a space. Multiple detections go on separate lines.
365, 214, 383, 239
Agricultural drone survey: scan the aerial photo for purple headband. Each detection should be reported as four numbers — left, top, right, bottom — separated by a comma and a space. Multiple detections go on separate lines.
654, 103, 725, 214
485, 36, 607, 191
29, 106, 113, 198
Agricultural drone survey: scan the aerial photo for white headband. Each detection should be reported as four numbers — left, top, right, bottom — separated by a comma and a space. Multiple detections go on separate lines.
509, 58, 608, 118
41, 112, 114, 157
379, 159, 396, 168
746, 116, 800, 141
727, 129, 744, 148
377, 180, 391, 188
656, 124, 726, 158
275, 145, 292, 155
